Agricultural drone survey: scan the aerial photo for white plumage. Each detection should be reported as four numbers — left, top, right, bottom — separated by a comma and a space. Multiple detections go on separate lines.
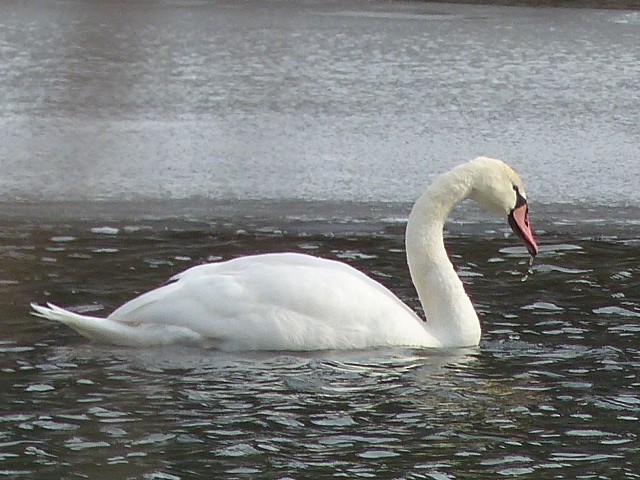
31, 157, 538, 351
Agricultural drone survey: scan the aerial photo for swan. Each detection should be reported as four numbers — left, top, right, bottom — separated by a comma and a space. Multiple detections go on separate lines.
31, 156, 538, 351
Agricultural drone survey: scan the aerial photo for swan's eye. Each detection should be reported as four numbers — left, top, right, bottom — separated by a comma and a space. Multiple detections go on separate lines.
512, 185, 527, 207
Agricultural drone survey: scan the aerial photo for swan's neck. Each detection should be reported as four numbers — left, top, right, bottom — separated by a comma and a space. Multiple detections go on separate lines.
405, 167, 482, 347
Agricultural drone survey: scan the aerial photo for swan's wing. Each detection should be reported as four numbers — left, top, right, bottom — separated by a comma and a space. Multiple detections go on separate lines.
108, 253, 432, 350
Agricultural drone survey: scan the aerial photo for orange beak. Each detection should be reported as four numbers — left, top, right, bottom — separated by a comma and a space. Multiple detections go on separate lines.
508, 202, 538, 256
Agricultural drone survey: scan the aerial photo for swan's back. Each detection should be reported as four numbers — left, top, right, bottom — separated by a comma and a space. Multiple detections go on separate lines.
108, 253, 435, 350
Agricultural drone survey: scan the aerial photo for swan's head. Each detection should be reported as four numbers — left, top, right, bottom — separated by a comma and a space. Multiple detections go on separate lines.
468, 157, 539, 256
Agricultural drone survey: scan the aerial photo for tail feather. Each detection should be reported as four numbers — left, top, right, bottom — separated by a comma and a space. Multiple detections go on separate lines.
30, 303, 203, 347
31, 303, 90, 323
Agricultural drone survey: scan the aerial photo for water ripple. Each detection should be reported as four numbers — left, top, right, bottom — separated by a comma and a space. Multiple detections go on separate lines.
1, 216, 639, 478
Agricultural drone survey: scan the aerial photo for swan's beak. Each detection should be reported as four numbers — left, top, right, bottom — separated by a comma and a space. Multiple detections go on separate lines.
508, 202, 538, 256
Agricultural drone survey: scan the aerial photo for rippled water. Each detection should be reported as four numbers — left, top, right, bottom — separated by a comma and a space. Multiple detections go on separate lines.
1, 207, 639, 478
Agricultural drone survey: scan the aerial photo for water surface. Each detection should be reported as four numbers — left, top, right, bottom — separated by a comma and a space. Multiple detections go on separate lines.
1, 0, 639, 204
1, 211, 639, 478
1, 0, 639, 478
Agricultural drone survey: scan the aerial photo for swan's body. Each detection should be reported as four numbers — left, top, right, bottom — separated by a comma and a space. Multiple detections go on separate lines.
32, 157, 538, 350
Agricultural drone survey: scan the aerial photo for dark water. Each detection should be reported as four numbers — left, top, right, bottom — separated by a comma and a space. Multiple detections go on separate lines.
1, 204, 639, 479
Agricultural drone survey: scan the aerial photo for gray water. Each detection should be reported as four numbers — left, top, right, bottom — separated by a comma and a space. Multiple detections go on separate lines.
1, 0, 639, 204
1, 1, 640, 479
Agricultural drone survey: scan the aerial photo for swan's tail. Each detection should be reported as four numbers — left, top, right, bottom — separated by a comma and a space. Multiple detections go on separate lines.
30, 303, 203, 347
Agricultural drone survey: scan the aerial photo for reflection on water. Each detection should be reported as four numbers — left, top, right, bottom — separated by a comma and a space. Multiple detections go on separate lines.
1, 0, 639, 204
1, 213, 639, 478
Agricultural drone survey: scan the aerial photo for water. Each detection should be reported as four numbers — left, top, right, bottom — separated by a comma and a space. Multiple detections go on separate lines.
1, 0, 639, 204
1, 0, 640, 478
1, 212, 639, 478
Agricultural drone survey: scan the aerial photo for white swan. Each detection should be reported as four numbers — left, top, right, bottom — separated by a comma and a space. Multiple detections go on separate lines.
31, 157, 538, 351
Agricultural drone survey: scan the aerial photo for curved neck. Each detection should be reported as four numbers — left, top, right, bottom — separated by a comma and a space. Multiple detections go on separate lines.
405, 166, 481, 347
